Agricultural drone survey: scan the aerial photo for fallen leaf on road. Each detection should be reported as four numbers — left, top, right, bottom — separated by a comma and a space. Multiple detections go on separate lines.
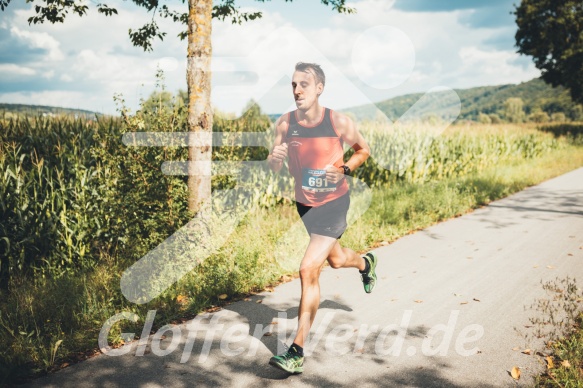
454, 293, 462, 297
256, 300, 262, 304
511, 366, 521, 380
244, 298, 251, 302
414, 300, 423, 303
546, 356, 554, 369
270, 321, 278, 325
512, 347, 520, 351
561, 360, 571, 368
466, 256, 473, 259
547, 265, 555, 269
521, 349, 531, 355
263, 332, 272, 337
568, 253, 573, 256
218, 294, 228, 300
473, 298, 481, 302
460, 301, 468, 305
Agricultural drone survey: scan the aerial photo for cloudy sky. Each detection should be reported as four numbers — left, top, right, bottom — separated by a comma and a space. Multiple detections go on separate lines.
0, 0, 540, 116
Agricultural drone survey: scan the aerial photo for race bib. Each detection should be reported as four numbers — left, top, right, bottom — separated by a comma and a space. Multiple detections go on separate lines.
301, 168, 337, 192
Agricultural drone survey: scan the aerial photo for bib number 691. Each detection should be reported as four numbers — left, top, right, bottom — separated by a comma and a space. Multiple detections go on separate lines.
308, 177, 328, 188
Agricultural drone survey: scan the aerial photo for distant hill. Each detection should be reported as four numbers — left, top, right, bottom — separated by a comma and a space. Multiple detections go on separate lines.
0, 103, 102, 119
345, 78, 581, 123
3, 78, 580, 124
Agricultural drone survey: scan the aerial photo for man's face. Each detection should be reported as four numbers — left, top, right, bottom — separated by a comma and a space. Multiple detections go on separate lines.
292, 70, 323, 111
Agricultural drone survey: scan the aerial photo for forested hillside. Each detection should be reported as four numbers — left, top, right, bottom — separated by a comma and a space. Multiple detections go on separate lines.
346, 78, 582, 123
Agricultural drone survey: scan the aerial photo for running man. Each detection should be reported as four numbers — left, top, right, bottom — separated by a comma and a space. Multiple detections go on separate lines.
267, 62, 377, 374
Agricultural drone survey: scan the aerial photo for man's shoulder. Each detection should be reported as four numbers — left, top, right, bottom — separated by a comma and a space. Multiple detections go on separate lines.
276, 111, 295, 124
274, 111, 293, 133
330, 109, 353, 130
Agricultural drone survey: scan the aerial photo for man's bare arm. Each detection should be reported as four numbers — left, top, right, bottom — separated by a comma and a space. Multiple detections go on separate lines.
267, 115, 289, 173
334, 111, 370, 172
325, 111, 370, 184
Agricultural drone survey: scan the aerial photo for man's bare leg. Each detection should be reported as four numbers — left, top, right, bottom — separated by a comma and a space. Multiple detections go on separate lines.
293, 234, 338, 348
293, 236, 369, 347
327, 241, 366, 271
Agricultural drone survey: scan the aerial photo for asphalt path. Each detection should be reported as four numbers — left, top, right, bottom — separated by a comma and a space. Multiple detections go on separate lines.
26, 167, 583, 387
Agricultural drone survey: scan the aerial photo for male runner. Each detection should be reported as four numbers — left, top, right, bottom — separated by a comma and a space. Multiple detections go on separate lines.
267, 62, 377, 374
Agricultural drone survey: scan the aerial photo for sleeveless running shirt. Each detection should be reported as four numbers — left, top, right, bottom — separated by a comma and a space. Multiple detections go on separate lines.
285, 108, 349, 206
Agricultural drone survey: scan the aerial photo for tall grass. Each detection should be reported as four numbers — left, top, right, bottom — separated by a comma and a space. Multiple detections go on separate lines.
0, 104, 582, 384
354, 122, 562, 185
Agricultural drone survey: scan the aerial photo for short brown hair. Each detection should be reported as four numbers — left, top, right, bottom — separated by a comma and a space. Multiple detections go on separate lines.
295, 62, 326, 87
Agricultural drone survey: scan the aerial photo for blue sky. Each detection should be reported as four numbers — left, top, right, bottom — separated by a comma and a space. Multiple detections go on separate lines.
0, 0, 540, 115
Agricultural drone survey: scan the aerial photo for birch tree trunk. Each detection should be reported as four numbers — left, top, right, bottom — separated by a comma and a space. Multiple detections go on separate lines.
187, 0, 213, 215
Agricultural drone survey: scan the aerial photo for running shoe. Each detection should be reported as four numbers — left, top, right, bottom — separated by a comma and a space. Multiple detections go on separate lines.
269, 346, 304, 374
361, 251, 378, 293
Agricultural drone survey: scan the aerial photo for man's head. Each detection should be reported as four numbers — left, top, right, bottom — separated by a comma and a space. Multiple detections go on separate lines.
292, 62, 326, 111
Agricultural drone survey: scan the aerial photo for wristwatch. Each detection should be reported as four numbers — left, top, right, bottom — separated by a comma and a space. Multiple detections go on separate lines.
341, 165, 351, 176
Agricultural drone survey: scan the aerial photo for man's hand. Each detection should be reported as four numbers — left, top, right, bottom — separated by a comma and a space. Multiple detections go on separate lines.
325, 164, 345, 184
271, 142, 288, 164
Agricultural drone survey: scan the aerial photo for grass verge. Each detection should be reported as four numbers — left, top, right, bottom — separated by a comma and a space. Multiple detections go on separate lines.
535, 312, 583, 386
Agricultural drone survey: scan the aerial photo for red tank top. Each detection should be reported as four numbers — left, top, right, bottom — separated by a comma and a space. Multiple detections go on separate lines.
285, 108, 349, 206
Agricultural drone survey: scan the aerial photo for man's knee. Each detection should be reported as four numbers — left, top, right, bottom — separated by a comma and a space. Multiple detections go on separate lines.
327, 254, 346, 269
299, 264, 320, 281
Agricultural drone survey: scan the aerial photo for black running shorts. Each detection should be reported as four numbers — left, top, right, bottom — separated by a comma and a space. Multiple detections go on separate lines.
295, 193, 350, 239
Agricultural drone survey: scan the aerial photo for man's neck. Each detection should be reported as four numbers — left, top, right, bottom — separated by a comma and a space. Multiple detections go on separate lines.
297, 103, 323, 125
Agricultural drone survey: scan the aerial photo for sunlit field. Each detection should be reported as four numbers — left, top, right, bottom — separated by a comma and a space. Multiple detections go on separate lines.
1, 111, 582, 383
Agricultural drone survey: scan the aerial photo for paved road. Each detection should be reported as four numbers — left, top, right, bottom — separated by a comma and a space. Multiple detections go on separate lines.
28, 167, 583, 387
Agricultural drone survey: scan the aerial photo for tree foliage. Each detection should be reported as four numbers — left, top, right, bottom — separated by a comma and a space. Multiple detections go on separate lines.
1, 0, 355, 51
514, 0, 583, 103
504, 97, 525, 123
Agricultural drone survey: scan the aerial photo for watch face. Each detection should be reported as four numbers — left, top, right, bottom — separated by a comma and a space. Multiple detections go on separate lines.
342, 165, 350, 175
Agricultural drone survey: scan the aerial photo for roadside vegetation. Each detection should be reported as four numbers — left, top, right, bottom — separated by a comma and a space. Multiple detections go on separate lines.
1, 86, 582, 384
518, 277, 583, 387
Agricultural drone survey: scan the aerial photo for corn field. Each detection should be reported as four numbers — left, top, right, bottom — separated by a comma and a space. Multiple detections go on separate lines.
0, 111, 565, 287
354, 123, 561, 185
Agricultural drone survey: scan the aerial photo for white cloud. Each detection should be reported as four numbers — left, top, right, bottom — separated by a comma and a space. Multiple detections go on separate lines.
1, 0, 541, 114
456, 46, 540, 85
351, 25, 416, 89
10, 26, 63, 61
0, 90, 105, 111
0, 63, 36, 76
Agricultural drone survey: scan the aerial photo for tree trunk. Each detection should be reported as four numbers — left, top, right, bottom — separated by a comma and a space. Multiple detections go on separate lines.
187, 0, 213, 215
